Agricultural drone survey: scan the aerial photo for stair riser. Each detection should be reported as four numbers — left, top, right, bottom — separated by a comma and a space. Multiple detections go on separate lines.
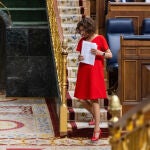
69, 99, 107, 108
62, 26, 77, 34
68, 68, 78, 79
68, 79, 76, 91
57, 1, 80, 7
58, 7, 81, 15
67, 109, 108, 122
61, 15, 82, 24
67, 57, 78, 67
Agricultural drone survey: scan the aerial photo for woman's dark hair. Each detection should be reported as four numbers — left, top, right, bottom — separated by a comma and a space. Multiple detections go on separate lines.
76, 17, 96, 34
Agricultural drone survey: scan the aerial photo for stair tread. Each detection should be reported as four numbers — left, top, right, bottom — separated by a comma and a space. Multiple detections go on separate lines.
68, 107, 107, 113
58, 6, 81, 8
67, 66, 78, 70
62, 24, 77, 27
57, 0, 80, 1
68, 121, 108, 129
60, 14, 82, 17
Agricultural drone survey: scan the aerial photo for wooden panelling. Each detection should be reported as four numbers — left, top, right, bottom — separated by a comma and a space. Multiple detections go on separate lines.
141, 63, 150, 100
123, 60, 138, 102
118, 37, 150, 106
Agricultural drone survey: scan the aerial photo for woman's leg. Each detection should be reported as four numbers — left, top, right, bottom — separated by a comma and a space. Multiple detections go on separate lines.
79, 100, 94, 115
91, 99, 101, 141
91, 99, 100, 132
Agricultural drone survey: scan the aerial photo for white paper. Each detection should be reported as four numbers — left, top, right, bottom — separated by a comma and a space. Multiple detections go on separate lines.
80, 40, 97, 65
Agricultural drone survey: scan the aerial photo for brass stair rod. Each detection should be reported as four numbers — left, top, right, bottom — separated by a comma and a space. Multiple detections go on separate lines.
60, 39, 68, 135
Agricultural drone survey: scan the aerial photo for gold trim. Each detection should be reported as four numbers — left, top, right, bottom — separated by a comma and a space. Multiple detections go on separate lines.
46, 0, 68, 135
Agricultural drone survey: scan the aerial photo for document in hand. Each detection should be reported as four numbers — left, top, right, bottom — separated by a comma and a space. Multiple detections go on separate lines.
80, 40, 97, 65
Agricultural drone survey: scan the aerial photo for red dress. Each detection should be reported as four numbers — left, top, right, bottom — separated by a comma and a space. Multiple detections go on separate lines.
74, 35, 109, 100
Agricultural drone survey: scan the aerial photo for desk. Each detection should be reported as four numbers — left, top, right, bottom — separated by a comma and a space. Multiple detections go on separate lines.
118, 35, 150, 106
106, 2, 150, 34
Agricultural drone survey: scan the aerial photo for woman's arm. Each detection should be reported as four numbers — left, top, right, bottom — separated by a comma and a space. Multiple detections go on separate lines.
91, 48, 112, 59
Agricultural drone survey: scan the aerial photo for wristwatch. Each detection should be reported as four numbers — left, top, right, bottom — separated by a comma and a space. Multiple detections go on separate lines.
102, 52, 105, 56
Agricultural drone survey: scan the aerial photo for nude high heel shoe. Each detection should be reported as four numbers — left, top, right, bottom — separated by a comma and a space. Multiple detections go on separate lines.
91, 130, 101, 141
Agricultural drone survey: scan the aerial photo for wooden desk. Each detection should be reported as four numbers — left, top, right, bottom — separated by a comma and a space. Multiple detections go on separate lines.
118, 35, 150, 107
106, 2, 150, 34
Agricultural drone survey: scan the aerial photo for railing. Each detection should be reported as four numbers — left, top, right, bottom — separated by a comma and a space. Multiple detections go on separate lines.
46, 0, 68, 136
109, 100, 150, 150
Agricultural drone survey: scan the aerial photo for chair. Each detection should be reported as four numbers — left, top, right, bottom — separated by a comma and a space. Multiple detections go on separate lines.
106, 18, 135, 94
141, 18, 150, 35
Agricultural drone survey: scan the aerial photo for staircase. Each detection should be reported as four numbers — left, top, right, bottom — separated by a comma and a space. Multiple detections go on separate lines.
57, 0, 109, 137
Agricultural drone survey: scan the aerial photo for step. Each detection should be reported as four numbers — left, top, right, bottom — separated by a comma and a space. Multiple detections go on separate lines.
58, 6, 81, 15
62, 24, 77, 34
68, 107, 108, 122
67, 67, 78, 78
67, 43, 78, 53
60, 14, 82, 24
67, 55, 79, 67
57, 0, 80, 7
67, 91, 108, 108
68, 78, 76, 91
64, 34, 80, 43
68, 121, 108, 130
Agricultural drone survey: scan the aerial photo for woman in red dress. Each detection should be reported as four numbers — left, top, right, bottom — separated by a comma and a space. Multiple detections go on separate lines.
74, 17, 112, 141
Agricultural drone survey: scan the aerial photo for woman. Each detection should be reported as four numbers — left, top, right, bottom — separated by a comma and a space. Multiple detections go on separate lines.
74, 17, 112, 141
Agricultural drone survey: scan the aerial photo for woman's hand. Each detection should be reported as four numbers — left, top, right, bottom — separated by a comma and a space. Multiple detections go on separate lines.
91, 49, 104, 56
78, 54, 84, 61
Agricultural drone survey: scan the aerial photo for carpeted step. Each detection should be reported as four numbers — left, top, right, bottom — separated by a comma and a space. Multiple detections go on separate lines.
64, 34, 80, 44
68, 78, 76, 91
67, 44, 78, 53
62, 24, 78, 34
67, 107, 108, 122
67, 121, 109, 138
68, 121, 108, 130
57, 0, 81, 7
58, 6, 81, 14
67, 54, 78, 67
67, 91, 109, 108
67, 122, 109, 138
67, 67, 78, 78
60, 14, 82, 24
